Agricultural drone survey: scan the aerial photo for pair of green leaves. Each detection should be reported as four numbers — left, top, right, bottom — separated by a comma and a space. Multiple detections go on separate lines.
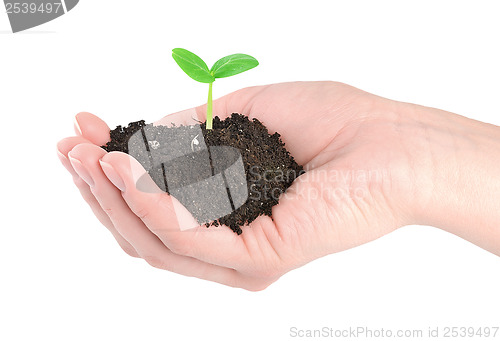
172, 48, 259, 84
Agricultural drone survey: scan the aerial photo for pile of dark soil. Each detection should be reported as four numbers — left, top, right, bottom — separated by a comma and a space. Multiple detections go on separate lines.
102, 113, 304, 234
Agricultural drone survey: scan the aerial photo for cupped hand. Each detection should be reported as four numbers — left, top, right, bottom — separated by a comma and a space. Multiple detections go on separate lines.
57, 81, 417, 290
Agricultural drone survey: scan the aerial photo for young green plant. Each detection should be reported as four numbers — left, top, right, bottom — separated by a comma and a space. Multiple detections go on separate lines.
172, 48, 259, 130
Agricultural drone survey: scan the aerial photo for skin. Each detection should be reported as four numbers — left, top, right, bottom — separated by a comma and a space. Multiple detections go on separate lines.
56, 81, 500, 291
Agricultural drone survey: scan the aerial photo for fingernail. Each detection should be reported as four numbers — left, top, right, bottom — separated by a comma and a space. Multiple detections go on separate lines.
99, 160, 126, 192
74, 115, 82, 135
68, 155, 95, 187
57, 150, 78, 176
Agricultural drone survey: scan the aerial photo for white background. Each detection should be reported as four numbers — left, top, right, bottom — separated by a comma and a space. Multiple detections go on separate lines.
1, 1, 499, 340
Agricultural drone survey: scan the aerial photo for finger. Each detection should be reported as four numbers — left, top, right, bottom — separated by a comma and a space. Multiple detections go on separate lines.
74, 112, 111, 146
57, 136, 90, 179
57, 138, 139, 257
100, 151, 255, 270
70, 145, 253, 288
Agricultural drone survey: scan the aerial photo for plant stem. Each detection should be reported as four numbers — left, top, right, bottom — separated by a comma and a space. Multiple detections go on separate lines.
206, 82, 213, 130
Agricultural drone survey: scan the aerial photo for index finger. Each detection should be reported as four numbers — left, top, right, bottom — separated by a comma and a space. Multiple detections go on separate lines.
74, 112, 111, 146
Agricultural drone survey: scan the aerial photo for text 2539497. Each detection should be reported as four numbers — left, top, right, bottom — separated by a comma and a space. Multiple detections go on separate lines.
5, 2, 63, 14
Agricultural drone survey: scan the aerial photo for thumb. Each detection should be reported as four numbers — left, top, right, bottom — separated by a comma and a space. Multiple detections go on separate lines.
154, 84, 266, 127
153, 98, 232, 127
195, 85, 269, 120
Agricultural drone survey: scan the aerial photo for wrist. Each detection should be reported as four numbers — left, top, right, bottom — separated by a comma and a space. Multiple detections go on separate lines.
399, 102, 500, 253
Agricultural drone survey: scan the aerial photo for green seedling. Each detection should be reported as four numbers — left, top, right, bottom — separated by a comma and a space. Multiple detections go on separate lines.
172, 48, 259, 130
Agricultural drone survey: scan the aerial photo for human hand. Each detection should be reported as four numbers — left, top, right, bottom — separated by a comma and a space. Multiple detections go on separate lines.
57, 81, 500, 290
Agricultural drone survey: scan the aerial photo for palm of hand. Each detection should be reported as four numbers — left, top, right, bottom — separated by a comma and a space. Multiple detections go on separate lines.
58, 81, 411, 290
